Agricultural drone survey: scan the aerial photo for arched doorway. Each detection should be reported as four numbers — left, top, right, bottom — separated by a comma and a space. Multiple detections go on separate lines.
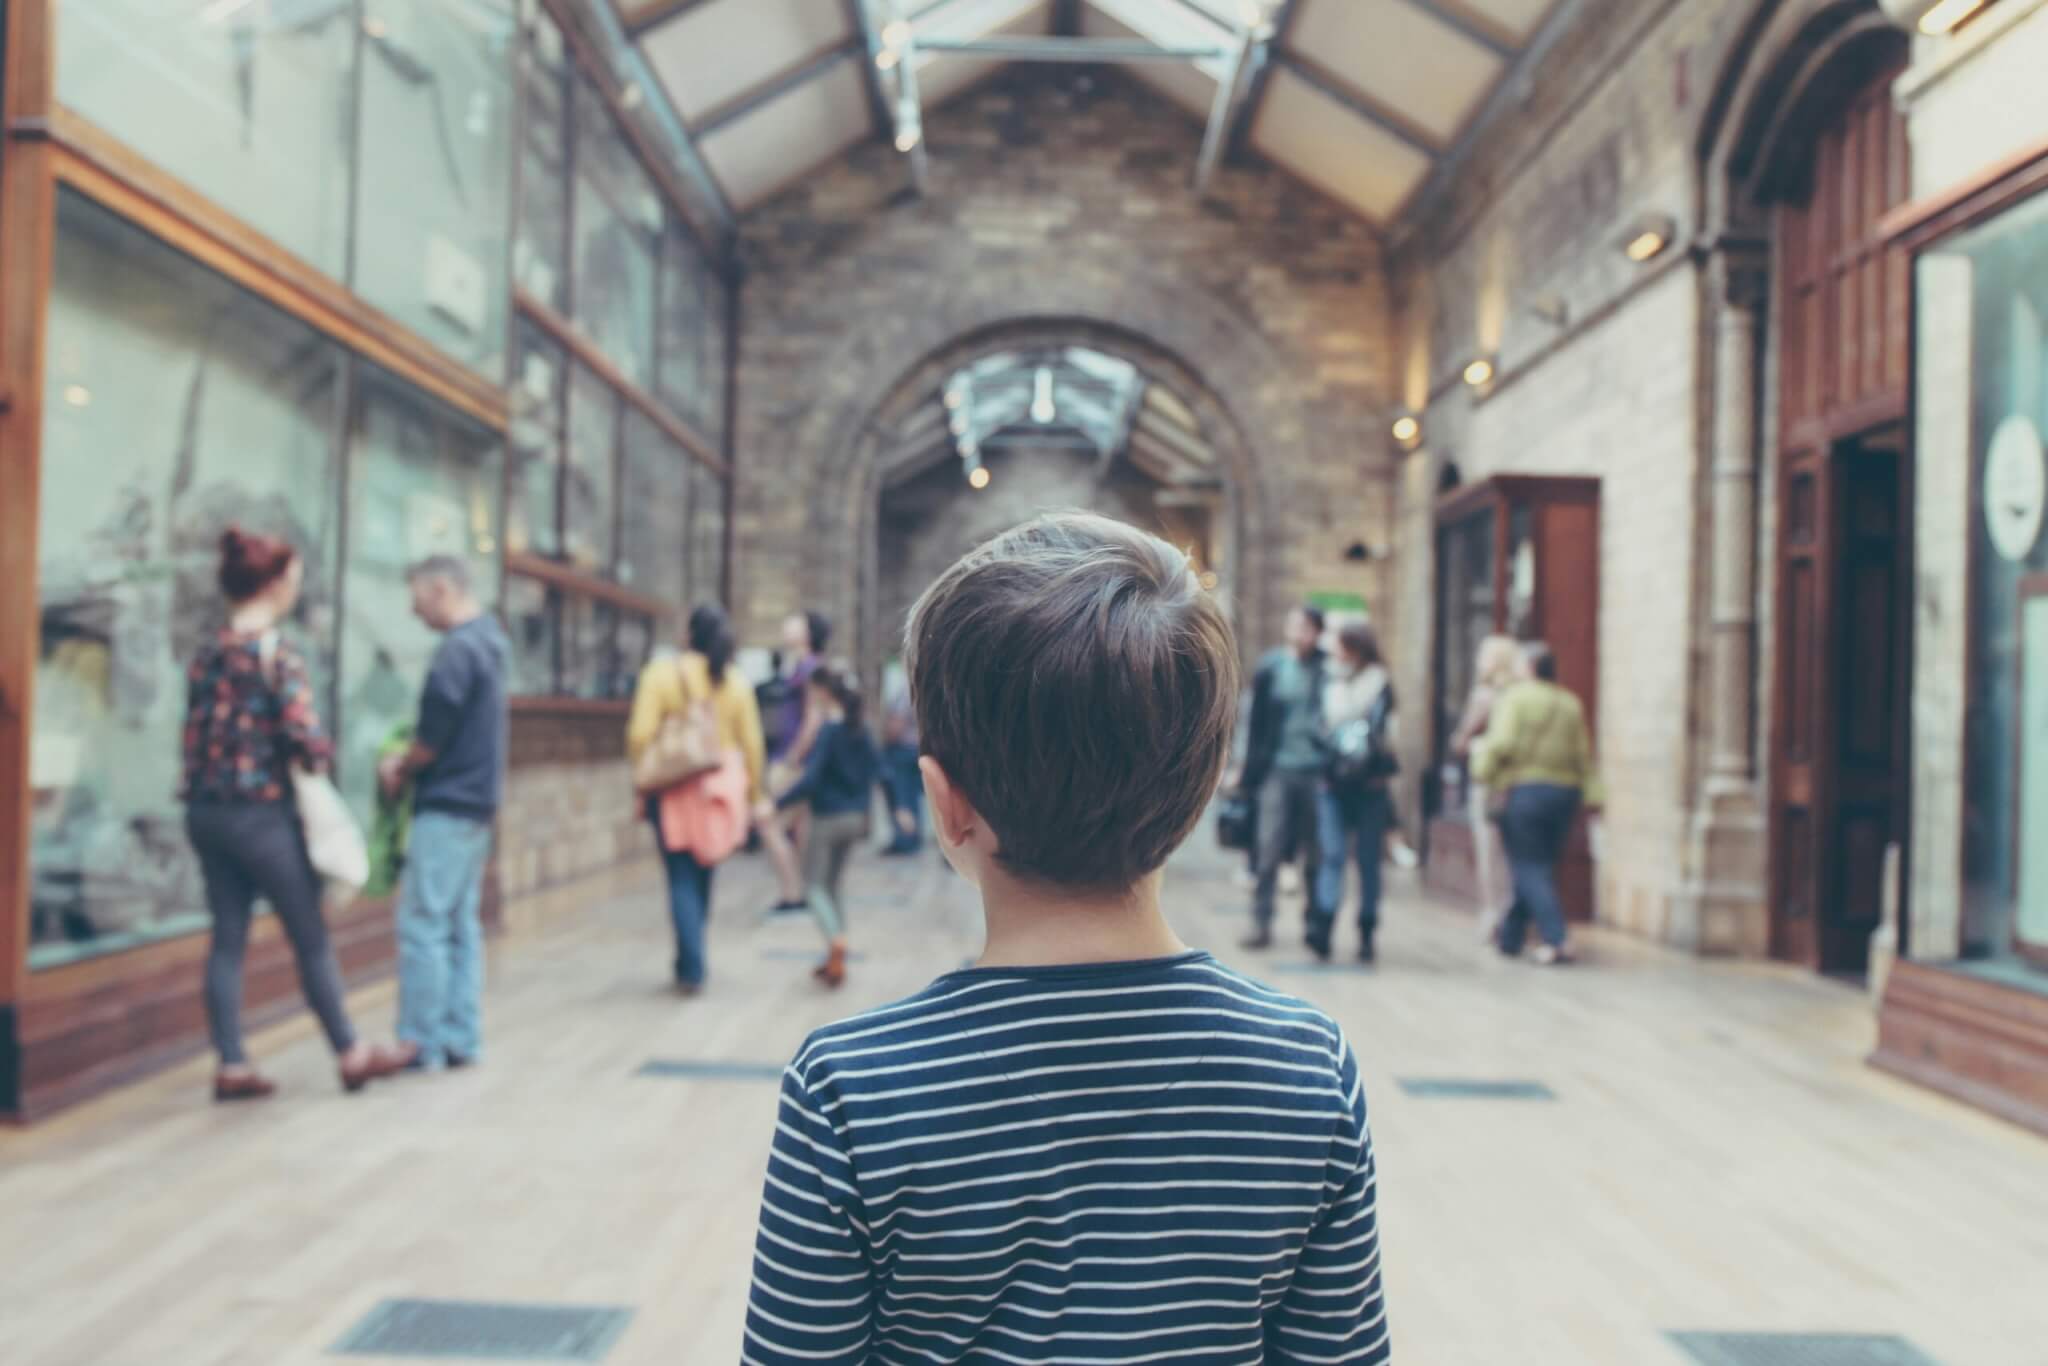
807, 317, 1270, 688
1698, 1, 1913, 974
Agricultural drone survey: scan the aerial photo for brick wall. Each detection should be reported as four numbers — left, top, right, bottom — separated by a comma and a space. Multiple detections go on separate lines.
731, 65, 1396, 667
498, 710, 654, 907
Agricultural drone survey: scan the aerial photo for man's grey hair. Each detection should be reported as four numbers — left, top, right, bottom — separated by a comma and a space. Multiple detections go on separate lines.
406, 554, 473, 594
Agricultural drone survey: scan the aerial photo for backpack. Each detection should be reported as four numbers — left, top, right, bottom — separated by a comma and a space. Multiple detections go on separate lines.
1326, 685, 1398, 790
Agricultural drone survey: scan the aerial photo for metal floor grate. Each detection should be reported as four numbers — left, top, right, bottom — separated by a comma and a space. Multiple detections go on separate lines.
1396, 1078, 1556, 1100
1669, 1333, 1942, 1366
636, 1059, 784, 1081
333, 1298, 632, 1361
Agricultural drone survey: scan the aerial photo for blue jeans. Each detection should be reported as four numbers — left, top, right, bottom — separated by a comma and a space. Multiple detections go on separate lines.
653, 818, 714, 986
1496, 783, 1581, 952
879, 743, 923, 851
396, 810, 493, 1068
1312, 784, 1393, 940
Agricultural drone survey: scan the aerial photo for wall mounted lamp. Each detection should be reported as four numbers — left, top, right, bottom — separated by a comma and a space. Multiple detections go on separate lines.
1620, 213, 1676, 264
1462, 357, 1495, 389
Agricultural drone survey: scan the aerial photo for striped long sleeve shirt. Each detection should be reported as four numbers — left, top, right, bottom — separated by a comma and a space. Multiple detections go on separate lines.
743, 950, 1389, 1364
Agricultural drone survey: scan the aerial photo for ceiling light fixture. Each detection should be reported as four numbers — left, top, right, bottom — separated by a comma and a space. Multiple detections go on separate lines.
876, 48, 899, 70
1462, 357, 1495, 389
893, 95, 922, 153
62, 383, 91, 408
1030, 367, 1057, 424
1915, 0, 1987, 34
1391, 414, 1420, 445
882, 18, 911, 48
363, 15, 387, 38
968, 465, 991, 490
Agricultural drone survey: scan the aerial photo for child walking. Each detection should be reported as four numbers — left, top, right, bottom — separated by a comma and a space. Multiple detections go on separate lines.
773, 663, 878, 988
744, 513, 1389, 1365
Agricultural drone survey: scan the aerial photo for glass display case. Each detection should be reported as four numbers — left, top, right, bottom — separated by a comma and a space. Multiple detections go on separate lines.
1425, 475, 1601, 920
1925, 186, 2048, 974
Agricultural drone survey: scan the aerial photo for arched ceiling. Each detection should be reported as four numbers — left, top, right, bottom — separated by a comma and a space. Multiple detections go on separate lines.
613, 0, 1568, 226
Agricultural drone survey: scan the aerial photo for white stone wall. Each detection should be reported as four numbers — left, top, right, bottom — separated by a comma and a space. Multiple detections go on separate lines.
1444, 268, 1703, 937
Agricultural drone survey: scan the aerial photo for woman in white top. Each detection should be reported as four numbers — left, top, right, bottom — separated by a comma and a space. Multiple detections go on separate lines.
1451, 634, 1525, 941
1309, 622, 1398, 963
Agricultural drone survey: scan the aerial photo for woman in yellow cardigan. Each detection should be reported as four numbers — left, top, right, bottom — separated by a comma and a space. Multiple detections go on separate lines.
626, 605, 766, 994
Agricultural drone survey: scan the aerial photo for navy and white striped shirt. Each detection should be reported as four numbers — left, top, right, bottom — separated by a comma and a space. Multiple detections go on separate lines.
744, 951, 1389, 1364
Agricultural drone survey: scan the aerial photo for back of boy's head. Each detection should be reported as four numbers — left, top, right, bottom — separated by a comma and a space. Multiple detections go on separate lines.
904, 511, 1240, 891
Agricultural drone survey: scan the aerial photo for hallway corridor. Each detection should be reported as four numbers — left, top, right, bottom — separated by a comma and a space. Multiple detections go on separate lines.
4, 837, 2044, 1366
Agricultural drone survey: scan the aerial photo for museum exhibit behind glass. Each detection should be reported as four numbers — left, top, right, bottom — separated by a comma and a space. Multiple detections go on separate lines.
1936, 188, 2048, 971
59, 0, 516, 380
29, 194, 504, 971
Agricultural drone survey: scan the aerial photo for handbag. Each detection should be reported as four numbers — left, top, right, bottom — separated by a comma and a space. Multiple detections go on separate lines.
1216, 788, 1256, 851
659, 749, 749, 865
295, 767, 370, 908
1325, 687, 1399, 791
633, 657, 722, 795
258, 632, 368, 907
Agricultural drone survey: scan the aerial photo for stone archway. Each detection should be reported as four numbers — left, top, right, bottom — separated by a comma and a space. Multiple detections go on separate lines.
1675, 0, 1912, 956
751, 263, 1328, 678
831, 320, 1263, 684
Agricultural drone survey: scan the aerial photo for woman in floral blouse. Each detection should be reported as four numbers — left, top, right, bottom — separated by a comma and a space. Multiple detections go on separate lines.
181, 527, 408, 1101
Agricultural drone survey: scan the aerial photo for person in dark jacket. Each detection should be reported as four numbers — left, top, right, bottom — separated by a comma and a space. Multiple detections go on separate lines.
776, 663, 879, 987
1238, 604, 1327, 949
378, 555, 510, 1072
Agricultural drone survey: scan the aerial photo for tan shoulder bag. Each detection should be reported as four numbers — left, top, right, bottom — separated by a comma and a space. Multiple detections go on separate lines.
633, 656, 722, 795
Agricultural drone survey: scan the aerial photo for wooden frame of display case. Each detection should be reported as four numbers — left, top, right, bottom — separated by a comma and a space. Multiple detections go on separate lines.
1423, 475, 1601, 924
0, 0, 736, 1119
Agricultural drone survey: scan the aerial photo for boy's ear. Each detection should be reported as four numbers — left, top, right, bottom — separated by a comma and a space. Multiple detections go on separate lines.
919, 755, 981, 852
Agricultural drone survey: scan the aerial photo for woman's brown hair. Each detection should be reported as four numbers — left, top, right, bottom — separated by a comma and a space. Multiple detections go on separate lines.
217, 526, 296, 603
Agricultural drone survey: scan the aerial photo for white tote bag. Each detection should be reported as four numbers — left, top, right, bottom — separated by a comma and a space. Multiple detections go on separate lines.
295, 766, 369, 909
260, 632, 370, 908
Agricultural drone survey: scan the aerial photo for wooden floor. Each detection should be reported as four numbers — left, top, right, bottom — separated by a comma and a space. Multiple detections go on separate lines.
6, 835, 2048, 1366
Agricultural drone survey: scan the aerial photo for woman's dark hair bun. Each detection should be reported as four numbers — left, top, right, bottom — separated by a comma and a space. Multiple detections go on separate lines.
217, 524, 297, 603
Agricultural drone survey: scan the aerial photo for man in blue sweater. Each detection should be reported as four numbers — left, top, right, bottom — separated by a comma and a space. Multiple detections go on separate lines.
378, 556, 509, 1073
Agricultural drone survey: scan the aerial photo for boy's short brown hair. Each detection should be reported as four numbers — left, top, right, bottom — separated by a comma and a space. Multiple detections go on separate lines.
904, 511, 1240, 891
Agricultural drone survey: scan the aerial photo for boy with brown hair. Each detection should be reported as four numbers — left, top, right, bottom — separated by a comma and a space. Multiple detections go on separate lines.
744, 512, 1389, 1365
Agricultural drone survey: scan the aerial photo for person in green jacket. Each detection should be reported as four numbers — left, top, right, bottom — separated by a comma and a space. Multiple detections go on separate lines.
1472, 642, 1603, 965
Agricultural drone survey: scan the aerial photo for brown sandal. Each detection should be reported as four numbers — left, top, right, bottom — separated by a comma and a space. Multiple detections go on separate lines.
339, 1043, 413, 1093
214, 1072, 278, 1103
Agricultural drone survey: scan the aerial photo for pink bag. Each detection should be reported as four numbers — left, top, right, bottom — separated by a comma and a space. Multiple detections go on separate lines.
658, 749, 749, 865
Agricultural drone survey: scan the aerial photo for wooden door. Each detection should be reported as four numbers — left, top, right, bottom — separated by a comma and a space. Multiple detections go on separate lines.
1772, 440, 1833, 965
1768, 46, 1911, 972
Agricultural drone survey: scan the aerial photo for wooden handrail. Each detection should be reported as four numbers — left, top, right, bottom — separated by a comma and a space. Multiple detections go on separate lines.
507, 550, 676, 619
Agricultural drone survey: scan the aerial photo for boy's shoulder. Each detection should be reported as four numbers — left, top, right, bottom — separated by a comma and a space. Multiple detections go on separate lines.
787, 954, 1349, 1090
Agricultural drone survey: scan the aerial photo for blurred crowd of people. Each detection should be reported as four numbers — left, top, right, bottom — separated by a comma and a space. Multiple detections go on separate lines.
1227, 605, 1601, 967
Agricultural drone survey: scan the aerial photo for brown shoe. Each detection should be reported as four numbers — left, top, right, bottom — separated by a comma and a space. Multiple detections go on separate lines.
214, 1072, 277, 1103
340, 1042, 415, 1093
815, 939, 848, 989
